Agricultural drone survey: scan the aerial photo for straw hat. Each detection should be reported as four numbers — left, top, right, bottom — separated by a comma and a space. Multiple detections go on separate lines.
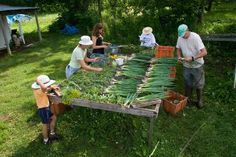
32, 75, 55, 89
79, 35, 93, 45
142, 27, 153, 34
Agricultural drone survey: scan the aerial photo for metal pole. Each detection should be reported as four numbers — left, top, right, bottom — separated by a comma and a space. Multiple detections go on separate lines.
34, 11, 42, 41
0, 15, 12, 55
18, 21, 25, 44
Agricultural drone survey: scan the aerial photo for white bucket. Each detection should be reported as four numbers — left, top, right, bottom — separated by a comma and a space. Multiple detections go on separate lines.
115, 58, 124, 66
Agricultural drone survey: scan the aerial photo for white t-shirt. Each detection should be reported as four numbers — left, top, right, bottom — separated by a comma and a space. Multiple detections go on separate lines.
139, 33, 157, 48
69, 46, 87, 69
176, 32, 205, 68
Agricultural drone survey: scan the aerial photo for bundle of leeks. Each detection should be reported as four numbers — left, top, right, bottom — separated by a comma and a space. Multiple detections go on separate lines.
136, 58, 176, 101
105, 53, 152, 106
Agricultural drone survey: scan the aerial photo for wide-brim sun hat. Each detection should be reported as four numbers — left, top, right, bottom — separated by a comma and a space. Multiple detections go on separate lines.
178, 24, 188, 37
79, 35, 93, 45
32, 75, 56, 89
142, 27, 153, 34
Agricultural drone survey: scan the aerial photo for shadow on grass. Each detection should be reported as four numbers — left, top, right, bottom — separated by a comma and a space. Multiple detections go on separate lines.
26, 110, 41, 126
0, 32, 77, 75
11, 108, 142, 157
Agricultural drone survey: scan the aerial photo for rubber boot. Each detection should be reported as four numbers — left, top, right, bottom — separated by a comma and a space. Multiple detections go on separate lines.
185, 86, 192, 105
196, 88, 204, 109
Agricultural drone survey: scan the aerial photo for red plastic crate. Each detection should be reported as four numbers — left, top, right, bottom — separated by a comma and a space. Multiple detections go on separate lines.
162, 91, 187, 115
169, 66, 176, 78
169, 72, 176, 78
155, 46, 175, 58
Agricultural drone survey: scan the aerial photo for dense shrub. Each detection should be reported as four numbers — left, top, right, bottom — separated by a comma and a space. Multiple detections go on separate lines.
49, 12, 95, 34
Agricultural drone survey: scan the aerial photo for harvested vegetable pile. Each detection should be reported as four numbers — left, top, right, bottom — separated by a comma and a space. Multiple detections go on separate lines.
136, 58, 176, 102
59, 51, 177, 106
105, 53, 177, 106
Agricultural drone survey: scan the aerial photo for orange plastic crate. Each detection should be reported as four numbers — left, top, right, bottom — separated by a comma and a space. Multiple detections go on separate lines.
162, 91, 187, 115
50, 103, 67, 115
169, 71, 176, 78
169, 66, 176, 78
155, 46, 175, 58
170, 66, 176, 72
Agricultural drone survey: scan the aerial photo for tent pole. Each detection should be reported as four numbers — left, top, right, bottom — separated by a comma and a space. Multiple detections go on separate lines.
34, 11, 42, 41
18, 22, 25, 44
0, 15, 12, 55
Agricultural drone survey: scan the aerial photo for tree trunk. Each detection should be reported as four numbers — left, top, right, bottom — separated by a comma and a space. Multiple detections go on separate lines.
205, 0, 214, 11
197, 0, 205, 24
97, 0, 103, 21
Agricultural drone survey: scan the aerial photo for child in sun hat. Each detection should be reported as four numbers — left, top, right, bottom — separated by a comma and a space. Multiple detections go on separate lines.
65, 35, 103, 79
32, 75, 61, 145
139, 26, 158, 48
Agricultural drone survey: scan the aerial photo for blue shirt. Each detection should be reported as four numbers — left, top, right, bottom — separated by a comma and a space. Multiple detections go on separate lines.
139, 33, 157, 48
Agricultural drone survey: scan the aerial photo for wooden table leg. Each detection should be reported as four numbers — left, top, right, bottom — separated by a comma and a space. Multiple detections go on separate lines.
148, 117, 155, 147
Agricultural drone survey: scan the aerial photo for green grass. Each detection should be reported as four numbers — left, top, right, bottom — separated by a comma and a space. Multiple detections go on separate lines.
200, 1, 236, 33
1, 3, 236, 157
11, 13, 58, 32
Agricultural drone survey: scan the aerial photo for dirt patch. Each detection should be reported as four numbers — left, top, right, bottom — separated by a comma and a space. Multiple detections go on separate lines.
0, 114, 12, 122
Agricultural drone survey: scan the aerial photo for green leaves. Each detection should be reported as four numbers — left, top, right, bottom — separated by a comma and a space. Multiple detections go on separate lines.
61, 88, 80, 104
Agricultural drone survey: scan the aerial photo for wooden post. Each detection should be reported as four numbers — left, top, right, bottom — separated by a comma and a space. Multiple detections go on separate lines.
148, 117, 155, 147
18, 22, 25, 44
0, 15, 12, 55
234, 64, 236, 88
34, 11, 42, 41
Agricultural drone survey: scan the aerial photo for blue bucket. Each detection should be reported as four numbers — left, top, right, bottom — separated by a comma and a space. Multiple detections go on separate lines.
109, 45, 119, 54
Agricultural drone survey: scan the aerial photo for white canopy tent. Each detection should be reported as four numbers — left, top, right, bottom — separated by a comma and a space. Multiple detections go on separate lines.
0, 4, 41, 55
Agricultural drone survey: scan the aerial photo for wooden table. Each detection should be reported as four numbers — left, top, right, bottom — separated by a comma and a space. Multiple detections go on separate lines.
48, 94, 161, 146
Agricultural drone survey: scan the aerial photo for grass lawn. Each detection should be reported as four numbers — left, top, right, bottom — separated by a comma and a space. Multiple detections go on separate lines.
200, 1, 236, 33
0, 2, 236, 157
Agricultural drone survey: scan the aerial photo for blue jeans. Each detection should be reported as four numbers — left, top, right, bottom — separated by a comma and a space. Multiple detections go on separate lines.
65, 65, 80, 79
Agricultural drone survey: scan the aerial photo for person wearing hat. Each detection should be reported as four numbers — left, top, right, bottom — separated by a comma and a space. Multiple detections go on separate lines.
139, 26, 158, 48
65, 35, 103, 79
176, 24, 207, 108
32, 75, 60, 144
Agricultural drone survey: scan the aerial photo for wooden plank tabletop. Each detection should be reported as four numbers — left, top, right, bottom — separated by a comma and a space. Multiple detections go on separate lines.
72, 99, 160, 118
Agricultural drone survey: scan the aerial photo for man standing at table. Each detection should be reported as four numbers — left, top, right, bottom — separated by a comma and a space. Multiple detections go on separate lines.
176, 24, 207, 109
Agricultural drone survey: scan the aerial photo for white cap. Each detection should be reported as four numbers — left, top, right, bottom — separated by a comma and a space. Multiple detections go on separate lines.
79, 35, 93, 45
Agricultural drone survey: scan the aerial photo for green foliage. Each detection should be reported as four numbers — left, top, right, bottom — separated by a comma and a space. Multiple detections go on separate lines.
204, 41, 236, 105
6, 0, 232, 45
0, 1, 236, 156
49, 12, 95, 33
199, 0, 236, 33
61, 88, 81, 105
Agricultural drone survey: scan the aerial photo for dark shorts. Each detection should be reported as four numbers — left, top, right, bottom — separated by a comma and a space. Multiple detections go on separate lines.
183, 65, 205, 89
38, 107, 53, 124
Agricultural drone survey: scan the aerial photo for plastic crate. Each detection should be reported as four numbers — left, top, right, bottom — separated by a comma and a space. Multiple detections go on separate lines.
162, 91, 187, 115
155, 46, 175, 58
48, 94, 70, 115
169, 71, 176, 78
169, 66, 176, 78
50, 103, 67, 115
